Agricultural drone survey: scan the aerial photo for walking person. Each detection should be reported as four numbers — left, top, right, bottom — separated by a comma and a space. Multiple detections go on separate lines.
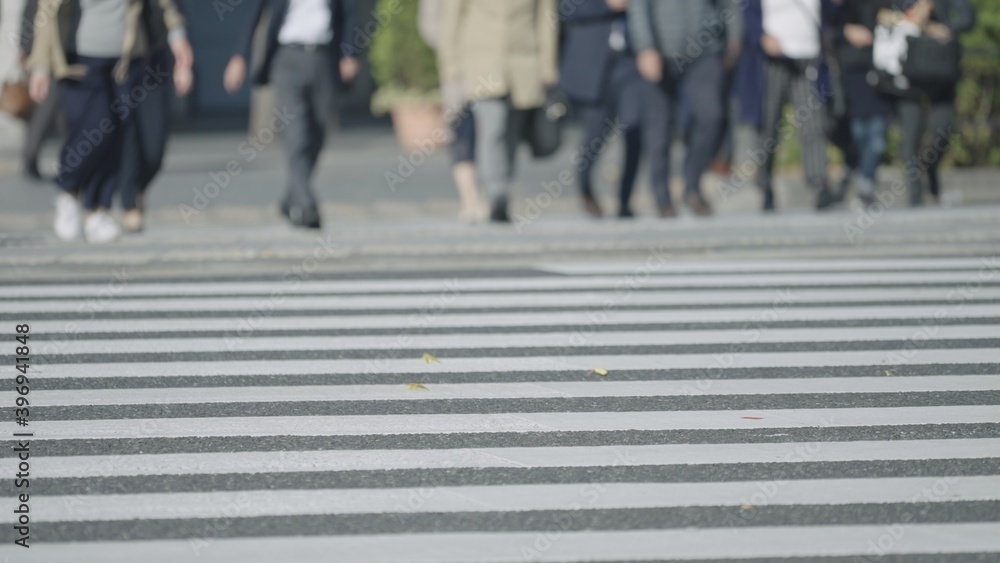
438, 0, 559, 224
628, 0, 742, 218
837, 0, 894, 205
559, 0, 643, 219
889, 0, 975, 206
26, 0, 194, 243
739, 0, 840, 211
224, 0, 360, 230
418, 0, 486, 224
118, 0, 188, 233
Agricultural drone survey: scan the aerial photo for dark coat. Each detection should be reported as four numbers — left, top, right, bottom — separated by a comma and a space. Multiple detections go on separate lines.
557, 0, 639, 104
233, 0, 357, 86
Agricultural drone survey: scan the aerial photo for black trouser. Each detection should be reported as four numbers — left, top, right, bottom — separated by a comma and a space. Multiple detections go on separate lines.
23, 87, 62, 170
56, 56, 141, 211
575, 54, 643, 211
119, 48, 173, 211
271, 44, 335, 211
644, 54, 724, 208
898, 95, 955, 203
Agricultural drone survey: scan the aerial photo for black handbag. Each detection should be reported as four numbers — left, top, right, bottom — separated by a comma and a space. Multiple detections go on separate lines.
525, 89, 567, 159
902, 35, 961, 84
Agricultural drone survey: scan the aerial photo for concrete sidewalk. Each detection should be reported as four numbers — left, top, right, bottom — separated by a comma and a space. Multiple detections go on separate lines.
1, 124, 996, 231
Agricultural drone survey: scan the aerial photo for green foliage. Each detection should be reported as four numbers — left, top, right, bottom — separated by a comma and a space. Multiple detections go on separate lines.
368, 0, 441, 115
952, 0, 1000, 166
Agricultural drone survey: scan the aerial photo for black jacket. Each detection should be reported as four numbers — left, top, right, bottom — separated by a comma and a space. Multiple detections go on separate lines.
233, 0, 358, 86
557, 0, 639, 104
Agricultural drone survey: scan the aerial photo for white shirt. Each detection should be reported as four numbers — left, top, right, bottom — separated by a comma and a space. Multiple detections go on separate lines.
762, 0, 821, 60
278, 0, 334, 45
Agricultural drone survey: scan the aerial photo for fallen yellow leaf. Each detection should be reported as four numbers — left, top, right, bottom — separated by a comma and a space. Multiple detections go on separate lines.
406, 383, 429, 391
884, 370, 893, 377
740, 504, 754, 510
422, 353, 440, 364
590, 368, 609, 377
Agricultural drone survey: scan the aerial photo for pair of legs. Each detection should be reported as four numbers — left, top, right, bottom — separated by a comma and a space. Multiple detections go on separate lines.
575, 54, 643, 217
53, 56, 141, 242
472, 97, 531, 222
897, 94, 955, 205
757, 58, 832, 209
118, 48, 174, 231
271, 45, 335, 226
644, 54, 724, 214
850, 115, 889, 202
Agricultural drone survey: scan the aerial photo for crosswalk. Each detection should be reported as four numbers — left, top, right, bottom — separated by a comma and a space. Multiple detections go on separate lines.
2, 256, 1000, 562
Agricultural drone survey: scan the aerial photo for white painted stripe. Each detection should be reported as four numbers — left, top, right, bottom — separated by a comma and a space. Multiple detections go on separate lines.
6, 269, 999, 298
7, 287, 1000, 313
5, 524, 1000, 563
9, 376, 1000, 407
5, 406, 997, 440
13, 439, 997, 479
43, 325, 1000, 355
27, 349, 1000, 379
28, 305, 1000, 334
539, 257, 1000, 275
13, 476, 1000, 523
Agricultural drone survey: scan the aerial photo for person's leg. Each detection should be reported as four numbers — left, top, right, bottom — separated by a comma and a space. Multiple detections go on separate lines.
614, 64, 644, 217
680, 55, 724, 214
788, 67, 831, 207
575, 101, 608, 216
272, 47, 320, 222
756, 59, 792, 209
896, 97, 926, 205
642, 74, 676, 212
472, 97, 513, 220
925, 98, 955, 199
450, 106, 484, 221
56, 60, 117, 203
23, 87, 60, 179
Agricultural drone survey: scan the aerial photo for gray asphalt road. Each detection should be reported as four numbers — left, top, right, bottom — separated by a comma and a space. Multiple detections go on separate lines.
1, 208, 999, 562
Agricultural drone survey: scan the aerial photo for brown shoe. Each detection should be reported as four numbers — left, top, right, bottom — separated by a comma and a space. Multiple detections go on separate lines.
685, 193, 713, 217
582, 194, 603, 218
122, 209, 144, 233
658, 205, 678, 219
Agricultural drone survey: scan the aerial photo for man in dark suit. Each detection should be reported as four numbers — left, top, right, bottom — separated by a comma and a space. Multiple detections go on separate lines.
224, 0, 359, 229
559, 0, 644, 219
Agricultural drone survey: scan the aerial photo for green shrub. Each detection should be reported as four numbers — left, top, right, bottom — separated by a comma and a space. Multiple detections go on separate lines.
952, 0, 1000, 166
368, 0, 440, 115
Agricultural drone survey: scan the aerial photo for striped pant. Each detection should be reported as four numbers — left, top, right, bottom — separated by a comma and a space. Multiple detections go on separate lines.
756, 58, 829, 193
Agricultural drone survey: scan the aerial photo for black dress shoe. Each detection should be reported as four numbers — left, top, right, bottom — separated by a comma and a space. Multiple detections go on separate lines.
490, 195, 510, 223
762, 188, 776, 212
618, 207, 635, 219
815, 187, 838, 211
286, 205, 321, 229
684, 193, 713, 217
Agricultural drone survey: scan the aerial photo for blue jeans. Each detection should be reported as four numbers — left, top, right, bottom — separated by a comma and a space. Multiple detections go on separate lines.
850, 116, 888, 182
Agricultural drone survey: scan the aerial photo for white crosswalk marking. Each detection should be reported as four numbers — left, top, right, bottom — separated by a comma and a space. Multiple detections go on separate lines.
1, 255, 998, 562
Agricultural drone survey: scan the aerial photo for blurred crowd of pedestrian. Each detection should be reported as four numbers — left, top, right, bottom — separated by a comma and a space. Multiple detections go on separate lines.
0, 0, 977, 242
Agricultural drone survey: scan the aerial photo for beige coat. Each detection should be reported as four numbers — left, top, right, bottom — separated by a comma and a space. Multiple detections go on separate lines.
27, 0, 185, 83
439, 0, 559, 109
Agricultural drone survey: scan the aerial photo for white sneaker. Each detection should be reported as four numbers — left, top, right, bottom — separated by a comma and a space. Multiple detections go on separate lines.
83, 211, 122, 244
54, 193, 82, 241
